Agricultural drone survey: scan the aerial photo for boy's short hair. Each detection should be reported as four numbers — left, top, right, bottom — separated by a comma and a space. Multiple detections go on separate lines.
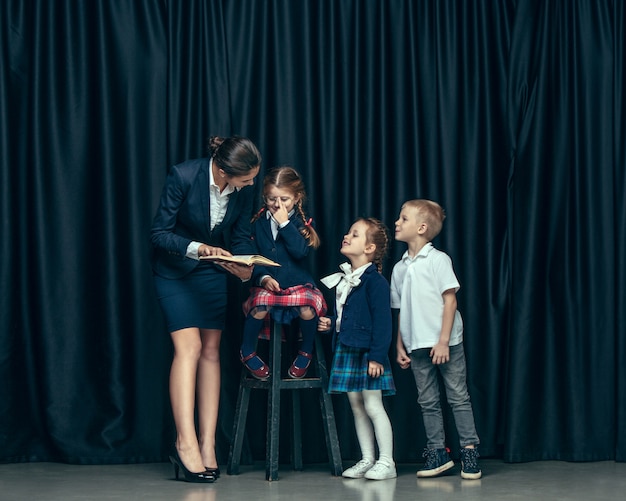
403, 199, 446, 241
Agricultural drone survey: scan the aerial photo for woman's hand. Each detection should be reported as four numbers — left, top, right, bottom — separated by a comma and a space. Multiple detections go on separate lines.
198, 245, 232, 258
216, 262, 253, 281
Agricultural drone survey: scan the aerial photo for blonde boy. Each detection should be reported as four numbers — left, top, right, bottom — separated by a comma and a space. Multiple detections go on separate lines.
391, 199, 481, 480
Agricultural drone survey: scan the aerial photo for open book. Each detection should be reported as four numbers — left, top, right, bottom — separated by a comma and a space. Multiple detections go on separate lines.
200, 254, 281, 267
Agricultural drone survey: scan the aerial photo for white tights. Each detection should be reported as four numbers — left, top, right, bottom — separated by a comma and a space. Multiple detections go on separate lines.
347, 390, 394, 464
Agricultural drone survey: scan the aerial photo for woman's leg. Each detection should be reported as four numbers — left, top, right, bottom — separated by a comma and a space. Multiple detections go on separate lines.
169, 327, 205, 473
197, 328, 222, 469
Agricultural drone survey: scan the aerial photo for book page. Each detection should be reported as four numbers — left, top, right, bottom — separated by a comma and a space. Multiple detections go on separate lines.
199, 254, 280, 267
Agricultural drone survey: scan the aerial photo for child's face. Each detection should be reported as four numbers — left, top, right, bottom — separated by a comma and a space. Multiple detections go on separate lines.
394, 205, 424, 242
264, 186, 298, 215
340, 220, 372, 259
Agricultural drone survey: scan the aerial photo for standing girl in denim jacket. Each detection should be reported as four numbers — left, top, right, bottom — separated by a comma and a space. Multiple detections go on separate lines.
318, 218, 396, 480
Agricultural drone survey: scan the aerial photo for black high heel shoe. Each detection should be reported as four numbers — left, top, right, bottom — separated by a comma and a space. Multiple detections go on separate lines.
205, 466, 221, 478
169, 450, 216, 483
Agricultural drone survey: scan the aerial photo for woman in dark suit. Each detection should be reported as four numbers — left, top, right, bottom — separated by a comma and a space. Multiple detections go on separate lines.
151, 136, 261, 482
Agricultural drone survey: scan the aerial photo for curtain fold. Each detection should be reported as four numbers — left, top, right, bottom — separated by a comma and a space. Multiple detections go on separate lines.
1, 0, 624, 464
505, 0, 618, 461
613, 0, 626, 462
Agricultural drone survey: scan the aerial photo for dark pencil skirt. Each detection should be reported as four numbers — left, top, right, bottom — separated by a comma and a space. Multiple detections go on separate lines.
153, 263, 228, 333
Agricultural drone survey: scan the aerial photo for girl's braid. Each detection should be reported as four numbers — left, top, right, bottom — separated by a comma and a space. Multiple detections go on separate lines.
251, 206, 266, 224
296, 200, 321, 249
363, 217, 389, 272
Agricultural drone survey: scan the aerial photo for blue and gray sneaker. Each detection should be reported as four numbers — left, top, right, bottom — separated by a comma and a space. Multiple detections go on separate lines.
460, 447, 482, 479
416, 447, 454, 478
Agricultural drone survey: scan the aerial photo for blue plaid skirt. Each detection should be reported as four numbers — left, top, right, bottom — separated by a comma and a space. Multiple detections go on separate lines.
328, 342, 396, 396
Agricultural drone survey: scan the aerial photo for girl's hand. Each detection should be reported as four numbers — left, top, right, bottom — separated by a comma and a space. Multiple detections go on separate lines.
368, 361, 384, 378
273, 199, 290, 225
217, 262, 253, 281
429, 342, 450, 365
318, 316, 331, 331
261, 276, 281, 292
198, 245, 232, 257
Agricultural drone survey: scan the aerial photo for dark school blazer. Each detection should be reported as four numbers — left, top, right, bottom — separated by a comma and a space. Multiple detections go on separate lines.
323, 264, 392, 364
250, 213, 317, 288
151, 157, 256, 279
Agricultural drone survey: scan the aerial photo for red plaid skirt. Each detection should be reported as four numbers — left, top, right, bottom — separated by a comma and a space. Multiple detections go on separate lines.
242, 284, 327, 339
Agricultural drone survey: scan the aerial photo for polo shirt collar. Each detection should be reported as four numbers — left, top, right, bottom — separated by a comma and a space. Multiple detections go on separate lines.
402, 242, 434, 263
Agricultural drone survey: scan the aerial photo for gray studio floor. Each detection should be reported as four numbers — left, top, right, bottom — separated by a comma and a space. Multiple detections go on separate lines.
1, 459, 626, 501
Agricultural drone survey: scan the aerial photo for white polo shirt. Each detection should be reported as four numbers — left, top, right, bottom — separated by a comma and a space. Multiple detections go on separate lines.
390, 242, 464, 351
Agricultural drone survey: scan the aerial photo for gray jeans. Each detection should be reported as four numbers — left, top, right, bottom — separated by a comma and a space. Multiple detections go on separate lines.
410, 343, 480, 449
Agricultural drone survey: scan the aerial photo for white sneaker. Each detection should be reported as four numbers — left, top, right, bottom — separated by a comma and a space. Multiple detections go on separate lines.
342, 459, 374, 478
364, 460, 397, 480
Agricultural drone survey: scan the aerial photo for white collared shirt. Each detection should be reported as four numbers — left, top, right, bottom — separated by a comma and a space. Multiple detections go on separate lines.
186, 158, 235, 259
266, 208, 293, 240
208, 158, 235, 230
334, 262, 371, 332
390, 242, 463, 351
321, 262, 372, 332
256, 210, 294, 286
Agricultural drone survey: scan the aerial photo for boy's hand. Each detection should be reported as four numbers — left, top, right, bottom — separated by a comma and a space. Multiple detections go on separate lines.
396, 340, 411, 369
429, 342, 450, 365
318, 316, 331, 331
368, 360, 384, 378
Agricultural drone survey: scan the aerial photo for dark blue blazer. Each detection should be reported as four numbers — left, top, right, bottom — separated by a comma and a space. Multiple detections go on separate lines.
324, 264, 392, 364
251, 213, 316, 288
151, 157, 255, 279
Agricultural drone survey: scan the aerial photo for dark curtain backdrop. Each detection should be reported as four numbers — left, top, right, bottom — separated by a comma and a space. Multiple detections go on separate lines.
1, 0, 624, 465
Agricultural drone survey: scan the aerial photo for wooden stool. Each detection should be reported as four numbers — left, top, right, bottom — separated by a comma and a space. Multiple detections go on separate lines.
227, 320, 343, 481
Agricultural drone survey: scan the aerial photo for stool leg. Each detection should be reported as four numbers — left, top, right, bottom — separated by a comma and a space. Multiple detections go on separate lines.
315, 334, 343, 476
291, 390, 303, 470
266, 322, 282, 481
227, 370, 251, 475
